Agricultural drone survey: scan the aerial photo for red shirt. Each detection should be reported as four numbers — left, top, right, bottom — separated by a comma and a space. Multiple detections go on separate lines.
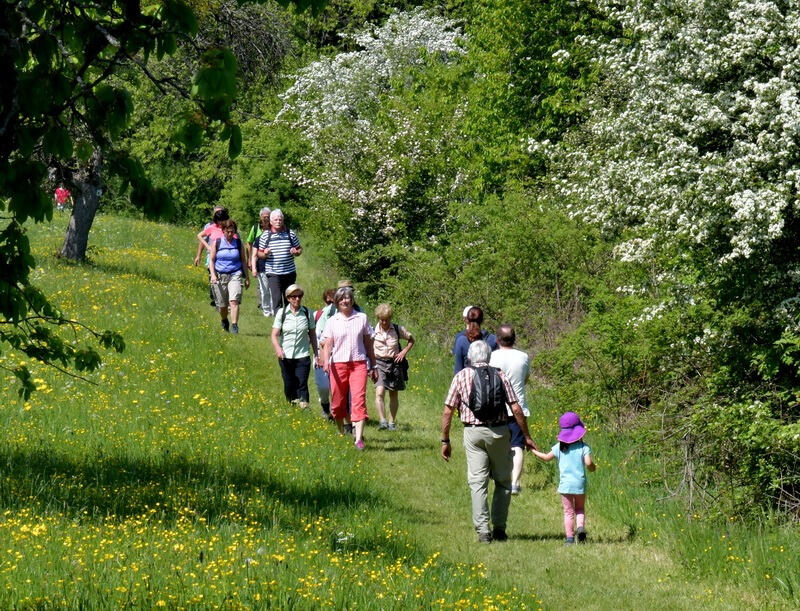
54, 187, 71, 204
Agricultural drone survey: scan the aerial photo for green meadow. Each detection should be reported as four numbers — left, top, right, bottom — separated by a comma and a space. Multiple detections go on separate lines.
0, 214, 796, 609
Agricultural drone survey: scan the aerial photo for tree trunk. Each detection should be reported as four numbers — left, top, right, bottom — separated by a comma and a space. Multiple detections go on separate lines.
59, 150, 103, 261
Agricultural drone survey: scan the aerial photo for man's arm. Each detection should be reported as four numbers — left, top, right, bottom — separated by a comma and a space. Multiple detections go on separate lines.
441, 404, 455, 461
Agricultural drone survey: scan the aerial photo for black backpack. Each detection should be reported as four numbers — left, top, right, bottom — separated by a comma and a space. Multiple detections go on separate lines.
467, 366, 506, 423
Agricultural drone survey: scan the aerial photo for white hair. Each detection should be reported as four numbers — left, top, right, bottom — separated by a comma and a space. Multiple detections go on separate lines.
467, 340, 491, 365
270, 209, 284, 220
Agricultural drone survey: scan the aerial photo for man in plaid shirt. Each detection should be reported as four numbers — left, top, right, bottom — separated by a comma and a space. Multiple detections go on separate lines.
441, 340, 537, 543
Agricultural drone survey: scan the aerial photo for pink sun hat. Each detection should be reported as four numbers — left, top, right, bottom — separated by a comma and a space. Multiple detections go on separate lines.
557, 411, 587, 443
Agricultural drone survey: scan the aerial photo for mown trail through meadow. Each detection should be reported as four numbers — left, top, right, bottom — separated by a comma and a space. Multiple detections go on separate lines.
237, 224, 784, 609
0, 215, 790, 609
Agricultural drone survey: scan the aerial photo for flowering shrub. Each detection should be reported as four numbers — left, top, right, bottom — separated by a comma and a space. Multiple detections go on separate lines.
277, 9, 467, 281
536, 0, 800, 515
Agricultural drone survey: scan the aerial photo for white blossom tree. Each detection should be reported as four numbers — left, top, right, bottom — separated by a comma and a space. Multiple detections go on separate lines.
536, 0, 800, 513
277, 9, 466, 281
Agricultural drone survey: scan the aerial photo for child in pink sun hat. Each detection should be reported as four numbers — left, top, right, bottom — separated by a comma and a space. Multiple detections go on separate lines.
532, 411, 597, 544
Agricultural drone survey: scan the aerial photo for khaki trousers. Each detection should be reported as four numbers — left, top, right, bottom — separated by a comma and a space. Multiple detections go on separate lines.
463, 425, 513, 535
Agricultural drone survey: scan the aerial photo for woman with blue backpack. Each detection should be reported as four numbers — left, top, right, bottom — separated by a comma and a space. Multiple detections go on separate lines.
272, 284, 318, 408
209, 219, 249, 333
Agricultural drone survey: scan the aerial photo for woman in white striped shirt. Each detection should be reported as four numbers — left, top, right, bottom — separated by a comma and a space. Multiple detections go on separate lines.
257, 209, 302, 314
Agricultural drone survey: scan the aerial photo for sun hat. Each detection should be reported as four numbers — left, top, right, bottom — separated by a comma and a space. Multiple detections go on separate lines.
557, 411, 586, 444
285, 284, 304, 298
462, 305, 474, 318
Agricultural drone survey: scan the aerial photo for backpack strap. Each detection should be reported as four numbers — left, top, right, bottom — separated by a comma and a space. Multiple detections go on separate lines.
280, 305, 313, 330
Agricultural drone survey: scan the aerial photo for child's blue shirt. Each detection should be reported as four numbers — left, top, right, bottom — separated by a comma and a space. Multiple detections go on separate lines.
551, 441, 591, 495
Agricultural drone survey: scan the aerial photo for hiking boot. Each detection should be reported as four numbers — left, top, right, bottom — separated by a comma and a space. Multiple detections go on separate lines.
343, 423, 354, 436
576, 527, 587, 543
378, 420, 389, 430
511, 485, 521, 495
230, 323, 239, 334
477, 532, 492, 544
491, 528, 508, 542
299, 401, 309, 409
221, 318, 230, 332
387, 422, 397, 431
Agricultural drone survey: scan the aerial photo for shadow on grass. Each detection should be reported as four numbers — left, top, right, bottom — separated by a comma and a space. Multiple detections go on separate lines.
0, 446, 379, 531
369, 438, 434, 453
513, 531, 635, 544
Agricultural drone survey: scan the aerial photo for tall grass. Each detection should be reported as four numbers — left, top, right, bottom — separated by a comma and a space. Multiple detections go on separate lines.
0, 214, 795, 608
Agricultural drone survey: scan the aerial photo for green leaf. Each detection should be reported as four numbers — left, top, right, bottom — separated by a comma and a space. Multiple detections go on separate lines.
162, 0, 198, 36
43, 126, 73, 160
75, 141, 94, 163
228, 124, 242, 159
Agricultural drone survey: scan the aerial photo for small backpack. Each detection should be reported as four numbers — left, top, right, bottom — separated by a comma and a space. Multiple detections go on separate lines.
467, 366, 506, 423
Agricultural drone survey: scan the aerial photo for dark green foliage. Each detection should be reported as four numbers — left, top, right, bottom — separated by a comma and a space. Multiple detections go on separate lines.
0, 0, 324, 397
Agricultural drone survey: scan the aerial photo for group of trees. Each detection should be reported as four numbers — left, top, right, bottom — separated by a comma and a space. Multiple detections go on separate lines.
4, 0, 798, 517
0, 0, 322, 397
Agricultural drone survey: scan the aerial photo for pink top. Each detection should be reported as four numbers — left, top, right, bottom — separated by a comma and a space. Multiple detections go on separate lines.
202, 224, 225, 243
444, 366, 518, 425
321, 311, 374, 363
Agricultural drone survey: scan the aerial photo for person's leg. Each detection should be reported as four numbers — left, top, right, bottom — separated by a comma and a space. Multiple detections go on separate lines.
574, 494, 586, 530
226, 274, 243, 331
295, 357, 311, 405
212, 275, 229, 329
277, 272, 297, 311
278, 359, 294, 403
486, 426, 513, 533
349, 362, 368, 444
330, 362, 350, 433
464, 427, 491, 538
229, 300, 239, 324
388, 390, 399, 423
267, 274, 282, 313
511, 448, 524, 487
258, 272, 272, 316
314, 365, 331, 417
375, 385, 387, 425
561, 494, 576, 540
258, 272, 275, 316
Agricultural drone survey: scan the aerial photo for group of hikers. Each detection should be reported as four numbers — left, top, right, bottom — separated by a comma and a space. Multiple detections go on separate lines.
194, 206, 596, 545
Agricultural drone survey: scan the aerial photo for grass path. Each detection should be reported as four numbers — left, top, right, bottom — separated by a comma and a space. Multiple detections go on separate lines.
236, 226, 789, 609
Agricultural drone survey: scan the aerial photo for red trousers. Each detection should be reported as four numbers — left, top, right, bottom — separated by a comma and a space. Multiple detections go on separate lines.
330, 360, 368, 422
